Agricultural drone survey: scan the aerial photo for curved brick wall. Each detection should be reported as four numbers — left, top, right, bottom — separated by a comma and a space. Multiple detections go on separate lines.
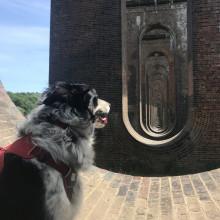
49, 0, 220, 175
0, 81, 24, 147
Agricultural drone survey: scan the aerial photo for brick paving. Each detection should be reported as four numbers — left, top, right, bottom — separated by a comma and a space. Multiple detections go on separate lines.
0, 81, 220, 220
76, 167, 220, 220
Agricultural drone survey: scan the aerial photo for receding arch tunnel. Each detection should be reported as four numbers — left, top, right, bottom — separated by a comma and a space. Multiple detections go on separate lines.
123, 2, 189, 144
140, 25, 176, 138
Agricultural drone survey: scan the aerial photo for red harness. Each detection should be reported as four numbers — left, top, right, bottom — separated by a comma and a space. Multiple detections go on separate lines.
0, 136, 75, 201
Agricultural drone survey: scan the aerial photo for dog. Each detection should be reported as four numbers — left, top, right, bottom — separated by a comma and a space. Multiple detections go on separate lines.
0, 82, 110, 220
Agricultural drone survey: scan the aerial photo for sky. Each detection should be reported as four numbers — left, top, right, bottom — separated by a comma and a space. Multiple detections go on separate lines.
0, 0, 51, 92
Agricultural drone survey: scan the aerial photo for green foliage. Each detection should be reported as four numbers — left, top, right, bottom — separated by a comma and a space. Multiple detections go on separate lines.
17, 106, 26, 116
7, 92, 40, 116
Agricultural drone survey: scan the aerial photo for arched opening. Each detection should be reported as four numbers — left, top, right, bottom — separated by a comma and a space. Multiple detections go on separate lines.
140, 24, 176, 138
122, 0, 189, 145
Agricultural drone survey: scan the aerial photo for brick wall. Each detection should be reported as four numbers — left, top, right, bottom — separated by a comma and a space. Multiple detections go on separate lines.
49, 0, 220, 175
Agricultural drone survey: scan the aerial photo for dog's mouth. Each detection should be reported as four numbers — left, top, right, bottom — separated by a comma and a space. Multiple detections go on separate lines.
95, 110, 108, 127
93, 98, 110, 129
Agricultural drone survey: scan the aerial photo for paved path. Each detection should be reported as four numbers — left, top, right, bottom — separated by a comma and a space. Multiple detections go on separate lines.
76, 166, 220, 220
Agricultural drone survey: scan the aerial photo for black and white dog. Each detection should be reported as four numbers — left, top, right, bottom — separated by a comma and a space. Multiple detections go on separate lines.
0, 82, 110, 220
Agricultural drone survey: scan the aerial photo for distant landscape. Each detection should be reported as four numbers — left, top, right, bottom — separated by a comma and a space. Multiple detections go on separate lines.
7, 92, 40, 116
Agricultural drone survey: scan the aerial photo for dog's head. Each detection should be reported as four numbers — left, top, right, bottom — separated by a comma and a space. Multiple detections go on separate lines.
38, 81, 110, 128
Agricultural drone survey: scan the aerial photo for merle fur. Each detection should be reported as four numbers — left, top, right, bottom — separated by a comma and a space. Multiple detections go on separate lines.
0, 82, 108, 220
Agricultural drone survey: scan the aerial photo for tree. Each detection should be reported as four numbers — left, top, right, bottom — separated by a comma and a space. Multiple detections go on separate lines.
7, 92, 40, 116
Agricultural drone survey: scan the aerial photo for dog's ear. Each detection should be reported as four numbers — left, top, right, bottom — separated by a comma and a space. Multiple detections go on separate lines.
37, 82, 70, 106
37, 89, 62, 106
37, 90, 49, 105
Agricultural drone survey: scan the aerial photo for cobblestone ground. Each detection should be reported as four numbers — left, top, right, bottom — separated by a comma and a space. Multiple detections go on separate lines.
76, 166, 220, 220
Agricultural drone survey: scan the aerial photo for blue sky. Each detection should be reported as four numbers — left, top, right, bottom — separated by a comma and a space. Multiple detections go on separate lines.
0, 0, 50, 92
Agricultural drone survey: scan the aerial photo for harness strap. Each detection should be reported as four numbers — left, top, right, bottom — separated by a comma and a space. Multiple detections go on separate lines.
0, 136, 75, 201
0, 137, 35, 173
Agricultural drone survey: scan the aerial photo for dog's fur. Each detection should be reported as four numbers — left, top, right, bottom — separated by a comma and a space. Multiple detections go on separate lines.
0, 82, 110, 220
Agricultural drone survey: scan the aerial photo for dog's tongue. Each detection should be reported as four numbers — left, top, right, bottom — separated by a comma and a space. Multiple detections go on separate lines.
101, 117, 107, 124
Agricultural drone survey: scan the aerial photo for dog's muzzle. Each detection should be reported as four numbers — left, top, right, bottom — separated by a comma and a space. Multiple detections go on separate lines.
94, 99, 110, 129
95, 111, 108, 124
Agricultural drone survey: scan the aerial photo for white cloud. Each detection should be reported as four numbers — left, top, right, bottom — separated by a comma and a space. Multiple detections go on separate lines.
0, 25, 50, 92
0, 25, 49, 48
0, 0, 50, 92
1, 0, 50, 12
0, 54, 14, 61
0, 67, 8, 72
